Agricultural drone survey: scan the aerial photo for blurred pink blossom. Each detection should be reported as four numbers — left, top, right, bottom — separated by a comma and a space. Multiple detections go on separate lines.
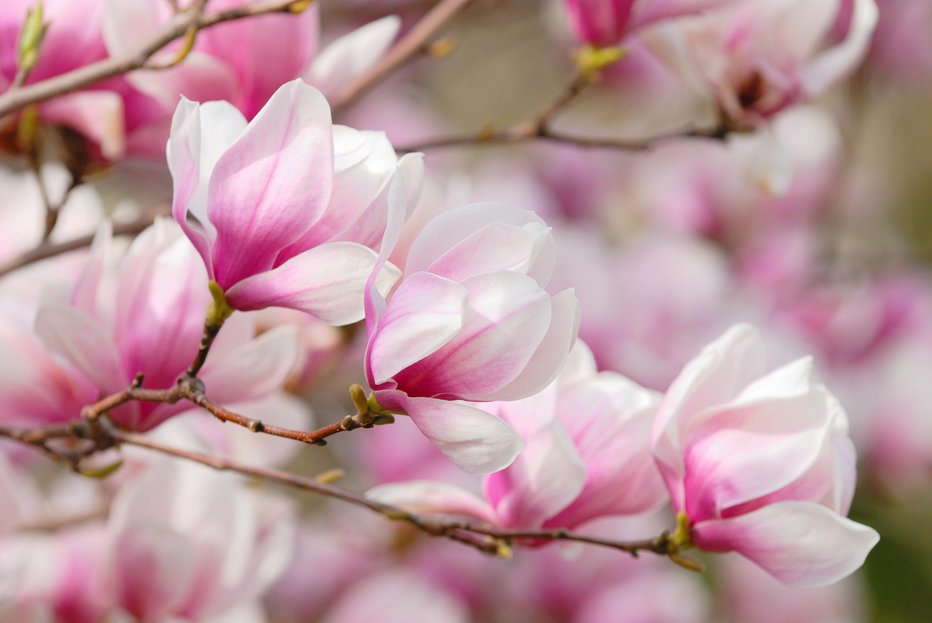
641, 0, 878, 127
563, 0, 737, 47
34, 219, 299, 431
369, 341, 666, 531
103, 1, 400, 155
102, 456, 294, 621
0, 0, 167, 161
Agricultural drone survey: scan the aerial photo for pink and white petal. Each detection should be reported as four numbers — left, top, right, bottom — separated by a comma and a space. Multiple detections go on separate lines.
484, 419, 586, 528
558, 340, 599, 386
225, 242, 398, 325
167, 98, 212, 268
306, 16, 401, 97
392, 395, 525, 474
35, 306, 125, 394
277, 130, 396, 256
733, 356, 814, 404
109, 527, 196, 620
364, 163, 421, 335
692, 501, 879, 588
652, 324, 767, 495
209, 80, 334, 287
547, 376, 667, 526
475, 289, 579, 402
392, 272, 551, 399
198, 326, 299, 405
367, 272, 468, 386
197, 3, 320, 119
366, 481, 497, 524
70, 221, 113, 317
424, 221, 553, 283
683, 389, 835, 522
40, 91, 125, 160
188, 101, 249, 237
802, 0, 879, 95
404, 204, 548, 278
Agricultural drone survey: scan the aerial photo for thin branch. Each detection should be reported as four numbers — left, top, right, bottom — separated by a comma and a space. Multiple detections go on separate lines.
0, 420, 682, 563
398, 124, 731, 153
0, 0, 315, 119
0, 211, 161, 279
397, 66, 732, 153
331, 0, 477, 112
79, 375, 361, 446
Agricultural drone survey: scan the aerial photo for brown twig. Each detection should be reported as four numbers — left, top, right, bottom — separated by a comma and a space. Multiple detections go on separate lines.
0, 0, 315, 119
77, 372, 372, 446
0, 420, 682, 563
398, 124, 730, 153
397, 65, 732, 153
0, 211, 162, 279
331, 0, 477, 112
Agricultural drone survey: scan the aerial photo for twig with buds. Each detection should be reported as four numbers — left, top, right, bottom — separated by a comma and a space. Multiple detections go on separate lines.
397, 55, 731, 153
0, 419, 698, 569
0, 211, 163, 279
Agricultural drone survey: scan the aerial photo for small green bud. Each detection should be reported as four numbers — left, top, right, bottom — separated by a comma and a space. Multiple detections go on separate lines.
349, 384, 369, 415
206, 281, 234, 327
17, 2, 46, 71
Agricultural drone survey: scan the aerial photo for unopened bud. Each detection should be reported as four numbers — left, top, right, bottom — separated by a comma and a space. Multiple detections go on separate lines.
349, 383, 369, 415
17, 1, 46, 71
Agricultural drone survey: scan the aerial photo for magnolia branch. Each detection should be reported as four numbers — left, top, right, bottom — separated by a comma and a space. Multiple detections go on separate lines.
331, 0, 477, 112
399, 123, 730, 153
0, 211, 161, 279
0, 419, 693, 566
398, 66, 731, 153
0, 0, 315, 119
79, 374, 372, 446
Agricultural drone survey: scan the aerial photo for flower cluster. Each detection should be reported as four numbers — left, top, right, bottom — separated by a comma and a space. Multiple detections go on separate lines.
3, 0, 919, 619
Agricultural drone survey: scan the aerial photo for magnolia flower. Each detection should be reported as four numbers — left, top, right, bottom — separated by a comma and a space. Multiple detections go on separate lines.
35, 219, 299, 431
103, 1, 400, 154
369, 341, 666, 529
652, 324, 879, 587
168, 79, 418, 324
103, 456, 294, 621
563, 0, 737, 47
0, 0, 161, 160
641, 0, 879, 127
364, 203, 580, 473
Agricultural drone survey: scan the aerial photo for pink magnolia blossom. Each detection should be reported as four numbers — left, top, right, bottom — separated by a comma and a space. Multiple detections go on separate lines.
641, 0, 879, 127
0, 526, 111, 623
102, 456, 295, 622
103, 1, 400, 154
652, 324, 879, 587
34, 219, 299, 431
168, 78, 419, 323
563, 0, 737, 47
368, 341, 665, 530
0, 0, 164, 161
364, 203, 580, 473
